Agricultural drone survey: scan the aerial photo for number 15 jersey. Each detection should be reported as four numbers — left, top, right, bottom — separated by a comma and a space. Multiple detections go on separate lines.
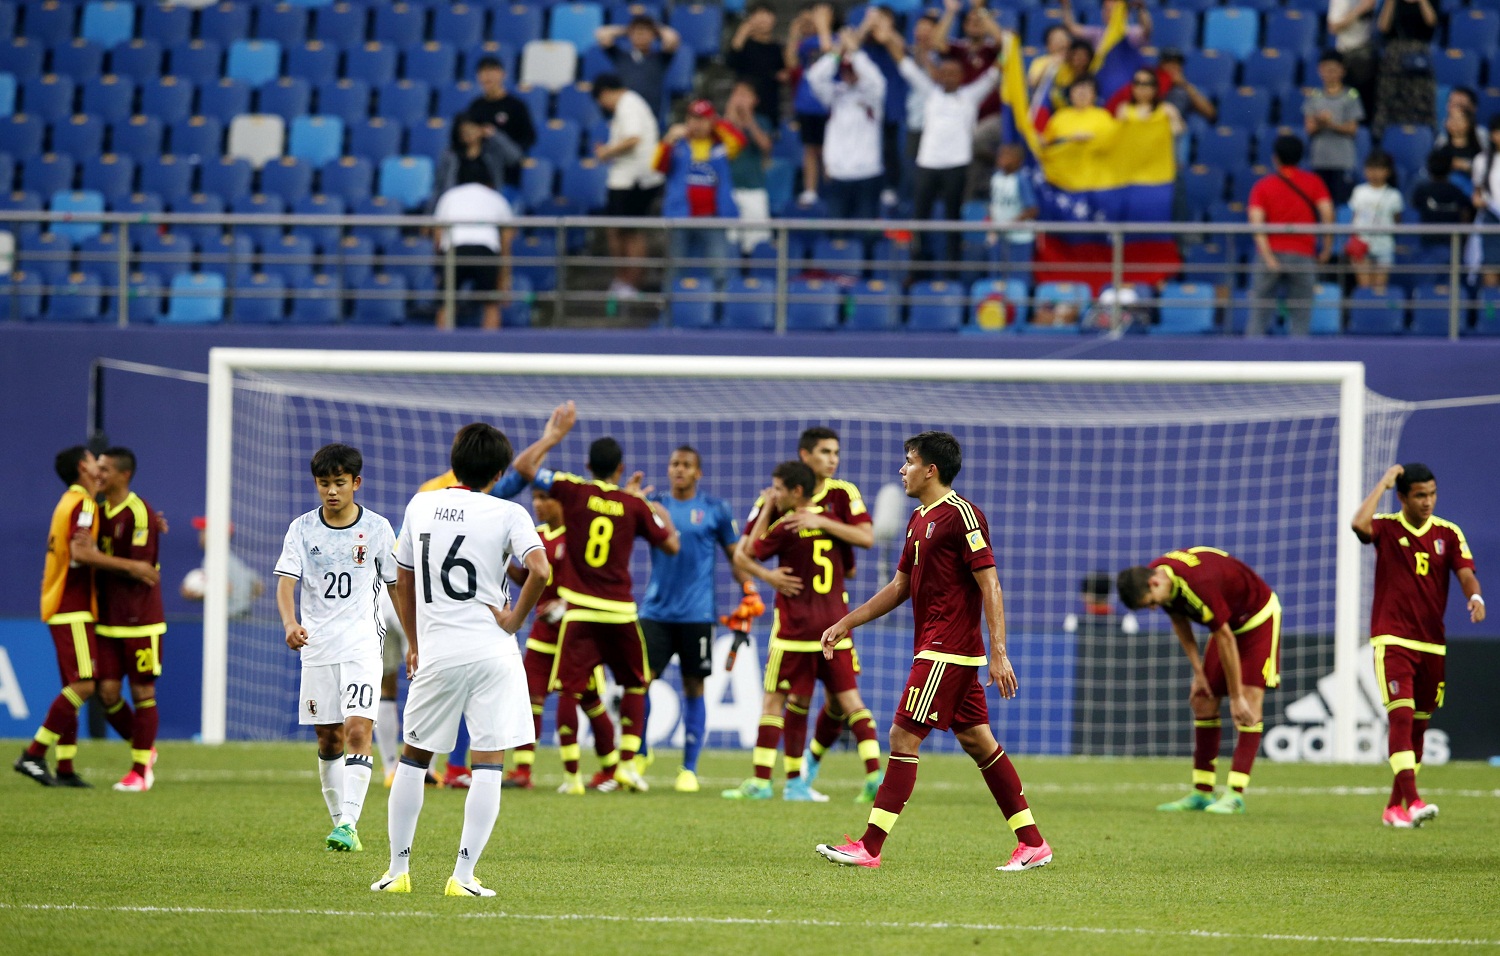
274, 504, 398, 667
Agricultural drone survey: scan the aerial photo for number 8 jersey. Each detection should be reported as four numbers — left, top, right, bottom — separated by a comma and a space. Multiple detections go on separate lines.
274, 504, 398, 666
395, 486, 544, 670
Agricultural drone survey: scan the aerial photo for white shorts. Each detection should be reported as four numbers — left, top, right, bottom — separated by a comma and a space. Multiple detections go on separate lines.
402, 655, 534, 754
299, 657, 382, 726
379, 588, 408, 674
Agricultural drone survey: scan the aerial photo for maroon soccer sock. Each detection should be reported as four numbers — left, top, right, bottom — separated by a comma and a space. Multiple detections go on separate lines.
130, 698, 158, 775
753, 717, 782, 781
1410, 716, 1430, 800
783, 702, 809, 780
978, 746, 1043, 847
556, 694, 580, 775
1229, 723, 1262, 793
29, 689, 83, 764
56, 725, 79, 776
809, 703, 843, 758
860, 751, 919, 856
618, 689, 646, 761
1192, 718, 1222, 792
105, 698, 134, 740
1387, 706, 1419, 807
583, 693, 617, 765
846, 708, 881, 775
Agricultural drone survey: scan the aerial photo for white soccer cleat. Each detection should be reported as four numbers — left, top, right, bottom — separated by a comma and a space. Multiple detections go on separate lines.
445, 876, 495, 897
613, 763, 649, 792
1409, 799, 1439, 826
371, 871, 411, 893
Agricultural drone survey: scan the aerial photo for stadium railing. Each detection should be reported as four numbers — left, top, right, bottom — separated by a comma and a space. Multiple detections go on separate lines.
0, 211, 1494, 338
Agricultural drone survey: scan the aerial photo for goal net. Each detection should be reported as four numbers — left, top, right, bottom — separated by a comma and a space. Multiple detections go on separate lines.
204, 352, 1409, 764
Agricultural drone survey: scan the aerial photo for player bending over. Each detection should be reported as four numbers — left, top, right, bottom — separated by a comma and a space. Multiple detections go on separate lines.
1117, 548, 1282, 815
374, 423, 549, 896
815, 432, 1051, 871
1353, 463, 1483, 828
275, 444, 398, 852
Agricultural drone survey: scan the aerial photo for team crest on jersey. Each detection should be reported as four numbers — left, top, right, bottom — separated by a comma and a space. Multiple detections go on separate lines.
352, 544, 368, 565
1389, 680, 1399, 696
1435, 540, 1445, 555
925, 522, 934, 538
688, 508, 704, 525
306, 699, 317, 717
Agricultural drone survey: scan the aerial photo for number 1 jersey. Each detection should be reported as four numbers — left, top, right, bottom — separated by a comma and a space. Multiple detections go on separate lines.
274, 504, 398, 666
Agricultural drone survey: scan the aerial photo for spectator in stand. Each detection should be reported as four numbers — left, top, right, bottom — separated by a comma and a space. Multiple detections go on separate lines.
1028, 25, 1073, 94
435, 111, 522, 194
723, 80, 774, 253
1116, 69, 1184, 140
656, 99, 744, 286
786, 2, 836, 206
432, 180, 514, 330
1158, 49, 1216, 125
1411, 151, 1472, 262
1434, 99, 1481, 194
987, 143, 1038, 278
1062, 0, 1152, 49
1327, 0, 1378, 118
1348, 150, 1403, 294
728, 3, 784, 127
1374, 0, 1439, 134
595, 15, 682, 122
932, 0, 1003, 195
1471, 120, 1500, 286
1303, 51, 1364, 206
1043, 75, 1113, 148
1437, 88, 1489, 147
903, 13, 942, 175
859, 6, 910, 209
806, 25, 887, 222
592, 74, 665, 299
1246, 135, 1335, 336
1045, 38, 1097, 112
465, 56, 537, 186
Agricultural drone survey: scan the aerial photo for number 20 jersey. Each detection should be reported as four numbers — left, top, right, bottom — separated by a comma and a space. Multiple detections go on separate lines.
395, 487, 544, 671
274, 504, 397, 666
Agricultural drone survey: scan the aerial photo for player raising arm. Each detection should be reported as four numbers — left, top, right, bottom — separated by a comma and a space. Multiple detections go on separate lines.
814, 432, 1051, 872
375, 423, 550, 897
1352, 463, 1483, 829
1117, 548, 1282, 815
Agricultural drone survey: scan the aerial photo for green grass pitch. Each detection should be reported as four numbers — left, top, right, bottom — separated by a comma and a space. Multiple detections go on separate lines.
5, 740, 1499, 955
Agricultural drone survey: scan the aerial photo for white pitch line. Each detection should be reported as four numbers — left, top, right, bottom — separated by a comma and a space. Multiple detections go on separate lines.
3, 903, 1496, 948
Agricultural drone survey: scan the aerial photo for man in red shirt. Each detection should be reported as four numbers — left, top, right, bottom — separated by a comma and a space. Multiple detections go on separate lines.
814, 432, 1051, 872
1246, 134, 1335, 336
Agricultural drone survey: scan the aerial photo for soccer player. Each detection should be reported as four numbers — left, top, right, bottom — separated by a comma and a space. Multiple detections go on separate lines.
16, 446, 158, 788
640, 445, 750, 793
375, 423, 549, 897
1352, 463, 1484, 828
1116, 548, 1283, 815
814, 432, 1052, 872
504, 485, 622, 793
275, 444, 398, 852
518, 436, 680, 793
91, 447, 167, 792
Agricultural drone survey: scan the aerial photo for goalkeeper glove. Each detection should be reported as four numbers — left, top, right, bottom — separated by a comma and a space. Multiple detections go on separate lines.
733, 580, 765, 620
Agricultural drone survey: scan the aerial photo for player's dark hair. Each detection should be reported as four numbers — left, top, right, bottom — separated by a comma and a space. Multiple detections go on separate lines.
588, 436, 624, 479
450, 423, 514, 487
904, 431, 962, 485
1396, 462, 1435, 495
102, 446, 137, 478
54, 445, 90, 486
1116, 566, 1153, 610
310, 443, 362, 479
797, 426, 839, 453
673, 444, 701, 468
772, 460, 816, 498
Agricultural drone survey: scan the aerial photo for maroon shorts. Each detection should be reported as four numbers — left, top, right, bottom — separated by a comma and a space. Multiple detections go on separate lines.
894, 657, 989, 736
1376, 643, 1446, 716
1204, 607, 1282, 695
95, 633, 163, 682
551, 613, 647, 693
50, 620, 98, 685
763, 644, 860, 697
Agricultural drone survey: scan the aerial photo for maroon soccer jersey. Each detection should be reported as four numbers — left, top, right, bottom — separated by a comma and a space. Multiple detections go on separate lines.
744, 478, 871, 574
1150, 548, 1274, 631
1366, 513, 1474, 647
895, 491, 995, 663
95, 492, 165, 637
545, 473, 671, 612
752, 510, 848, 642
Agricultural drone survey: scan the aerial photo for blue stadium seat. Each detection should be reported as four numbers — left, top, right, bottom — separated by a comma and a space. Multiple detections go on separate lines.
50, 190, 105, 243
554, 82, 602, 127
43, 270, 106, 323
377, 79, 431, 127
326, 231, 370, 284
112, 190, 162, 215
548, 3, 603, 48
136, 228, 196, 282
0, 38, 44, 78
1195, 125, 1251, 168
1308, 283, 1342, 335
0, 72, 15, 120
288, 114, 344, 166
432, 3, 485, 50
18, 229, 75, 284
291, 194, 345, 251
607, 2, 663, 25
165, 272, 226, 324
372, 2, 424, 44
0, 268, 44, 321
1180, 240, 1231, 286
1474, 288, 1500, 336
232, 192, 288, 247
23, 153, 76, 197
509, 231, 556, 290
346, 42, 399, 87
668, 4, 721, 58
719, 275, 773, 329
318, 156, 371, 203
22, 75, 75, 124
52, 39, 106, 82
512, 84, 549, 124
1183, 164, 1226, 216
201, 2, 254, 46
1152, 9, 1198, 50
1219, 87, 1272, 128
348, 271, 407, 325
80, 154, 134, 203
1022, 6, 1065, 46
1022, 281, 1091, 333
142, 2, 191, 45
1432, 49, 1480, 91
377, 155, 434, 209
26, 0, 78, 46
577, 42, 614, 83
907, 280, 965, 331
82, 75, 135, 125
1448, 9, 1498, 56
258, 76, 312, 120
54, 114, 106, 159
114, 270, 161, 323
227, 40, 282, 88
141, 75, 196, 125
261, 156, 313, 203
1240, 50, 1296, 96
784, 278, 841, 330
518, 157, 554, 209
167, 40, 223, 84
1183, 50, 1235, 97
1203, 7, 1259, 61
287, 272, 343, 323
533, 117, 581, 166
435, 79, 479, 119
169, 115, 223, 159
667, 275, 717, 328
285, 40, 339, 86
314, 2, 368, 48
199, 78, 252, 123
108, 38, 163, 81
807, 235, 862, 277
316, 77, 372, 125
260, 231, 316, 283
845, 278, 898, 330
405, 41, 458, 86
559, 156, 607, 211
969, 278, 1028, 331
1154, 281, 1217, 334
1346, 287, 1408, 334
1275, 86, 1308, 127
230, 271, 286, 323
1382, 124, 1435, 175
379, 232, 435, 288
348, 116, 402, 161
164, 192, 222, 247
0, 0, 13, 38
1408, 282, 1462, 336
404, 116, 449, 156
198, 230, 254, 281
139, 154, 195, 203
81, 1, 136, 48
1264, 9, 1317, 56
200, 156, 254, 201
0, 152, 11, 190
6, 115, 45, 159
256, 2, 310, 45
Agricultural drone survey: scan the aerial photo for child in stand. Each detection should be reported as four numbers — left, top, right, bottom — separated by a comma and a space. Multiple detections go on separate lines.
987, 143, 1038, 280
1348, 150, 1403, 293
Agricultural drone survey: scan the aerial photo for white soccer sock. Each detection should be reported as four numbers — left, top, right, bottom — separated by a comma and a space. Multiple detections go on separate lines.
318, 751, 345, 825
340, 753, 374, 827
375, 700, 399, 773
387, 761, 426, 876
453, 765, 503, 883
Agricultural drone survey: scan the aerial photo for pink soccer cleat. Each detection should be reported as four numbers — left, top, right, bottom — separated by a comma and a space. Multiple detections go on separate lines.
112, 770, 149, 792
998, 839, 1053, 871
145, 746, 158, 790
1382, 805, 1414, 829
815, 836, 881, 868
1408, 799, 1439, 826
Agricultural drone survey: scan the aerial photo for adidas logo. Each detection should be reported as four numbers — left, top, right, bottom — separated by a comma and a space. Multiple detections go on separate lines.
459, 848, 469, 860
398, 848, 410, 858
1265, 663, 1451, 765
310, 546, 322, 555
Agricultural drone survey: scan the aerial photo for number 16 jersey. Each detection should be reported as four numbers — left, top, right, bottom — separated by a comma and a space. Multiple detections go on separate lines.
274, 504, 397, 667
395, 487, 544, 671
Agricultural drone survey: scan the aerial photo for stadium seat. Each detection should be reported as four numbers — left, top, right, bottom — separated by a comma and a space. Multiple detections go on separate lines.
318, 155, 371, 203
54, 114, 106, 159
1203, 7, 1259, 60
664, 44, 694, 97
555, 82, 602, 127
1153, 281, 1217, 334
344, 271, 405, 325
43, 270, 106, 322
434, 79, 478, 120
167, 40, 223, 85
227, 113, 286, 168
780, 278, 838, 330
169, 115, 223, 159
201, 1, 254, 46
1264, 9, 1317, 56
1219, 87, 1272, 129
292, 195, 347, 253
142, 3, 191, 46
1447, 9, 1499, 56
226, 40, 283, 88
548, 3, 603, 48
1183, 164, 1226, 217
288, 114, 344, 167
22, 75, 75, 124
1381, 125, 1435, 177
256, 2, 310, 45
165, 272, 226, 324
1408, 282, 1463, 336
285, 40, 338, 85
377, 155, 433, 210
1195, 125, 1252, 169
230, 271, 286, 323
27, 0, 79, 46
141, 75, 195, 125
377, 79, 431, 127
1473, 288, 1500, 336
1431, 49, 1480, 91
287, 272, 343, 323
0, 268, 44, 321
667, 275, 717, 328
558, 156, 607, 211
200, 78, 253, 123
1182, 50, 1235, 98
405, 41, 458, 86
532, 117, 580, 166
404, 116, 449, 157
314, 2, 368, 48
18, 229, 75, 285
1152, 9, 1198, 51
720, 275, 775, 329
807, 236, 862, 277
969, 278, 1028, 331
512, 85, 549, 125
261, 156, 313, 204
348, 116, 401, 161
81, 1, 136, 49
49, 190, 105, 244
260, 231, 316, 284
315, 78, 372, 126
906, 280, 965, 331
1308, 282, 1342, 334
520, 40, 578, 93
325, 231, 370, 284
432, 3, 485, 50
0, 72, 15, 119
258, 76, 313, 120
135, 228, 195, 281
1240, 50, 1296, 96
350, 195, 401, 247
118, 270, 162, 323
108, 38, 162, 81
347, 42, 399, 88
197, 230, 254, 281
379, 232, 436, 289
80, 154, 134, 203
82, 75, 135, 126
232, 192, 288, 247
167, 192, 225, 247
1345, 287, 1408, 335
845, 278, 899, 330
200, 156, 254, 200
138, 154, 195, 204
0, 0, 13, 38
577, 43, 614, 83
517, 157, 555, 210
1023, 281, 1091, 333
0, 152, 11, 190
22, 154, 76, 198
52, 39, 105, 83
668, 4, 722, 58
0, 38, 44, 79
4, 114, 44, 157
369, 0, 424, 44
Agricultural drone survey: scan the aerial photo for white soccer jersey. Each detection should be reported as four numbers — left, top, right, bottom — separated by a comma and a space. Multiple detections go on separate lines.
274, 505, 398, 666
394, 487, 544, 672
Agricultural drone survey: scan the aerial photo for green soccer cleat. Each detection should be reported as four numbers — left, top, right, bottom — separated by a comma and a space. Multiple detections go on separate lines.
326, 822, 363, 852
445, 876, 495, 897
1157, 791, 1216, 812
371, 871, 410, 893
721, 778, 772, 800
1205, 792, 1246, 815
855, 773, 882, 805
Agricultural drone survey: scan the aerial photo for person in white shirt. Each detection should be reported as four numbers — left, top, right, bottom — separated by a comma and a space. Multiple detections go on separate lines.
806, 26, 886, 221
274, 443, 398, 855
431, 181, 514, 330
593, 74, 664, 299
373, 423, 550, 898
1349, 150, 1403, 293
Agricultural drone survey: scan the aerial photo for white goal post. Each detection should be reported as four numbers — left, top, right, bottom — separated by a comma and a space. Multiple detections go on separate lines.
203, 350, 1373, 761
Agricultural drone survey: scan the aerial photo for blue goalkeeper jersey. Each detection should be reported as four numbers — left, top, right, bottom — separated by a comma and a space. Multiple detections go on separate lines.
640, 491, 738, 623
